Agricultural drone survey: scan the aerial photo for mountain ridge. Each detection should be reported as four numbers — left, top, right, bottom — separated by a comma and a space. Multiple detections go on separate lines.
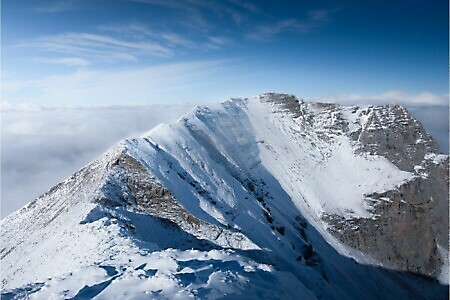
1, 93, 448, 299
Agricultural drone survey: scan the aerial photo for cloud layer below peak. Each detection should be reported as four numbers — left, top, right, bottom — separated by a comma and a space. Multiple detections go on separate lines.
312, 90, 448, 107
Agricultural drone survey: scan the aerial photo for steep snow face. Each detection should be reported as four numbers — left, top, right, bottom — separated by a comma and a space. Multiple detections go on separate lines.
243, 97, 413, 220
133, 96, 413, 254
1, 93, 448, 299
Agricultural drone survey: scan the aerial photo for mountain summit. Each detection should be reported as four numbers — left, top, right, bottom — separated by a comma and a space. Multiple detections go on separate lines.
1, 93, 448, 299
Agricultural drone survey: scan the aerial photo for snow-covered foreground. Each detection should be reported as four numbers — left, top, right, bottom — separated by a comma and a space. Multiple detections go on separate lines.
1, 202, 445, 299
1, 94, 448, 299
2, 205, 311, 299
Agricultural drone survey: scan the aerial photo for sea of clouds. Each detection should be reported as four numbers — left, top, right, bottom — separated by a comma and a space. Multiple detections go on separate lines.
1, 98, 447, 218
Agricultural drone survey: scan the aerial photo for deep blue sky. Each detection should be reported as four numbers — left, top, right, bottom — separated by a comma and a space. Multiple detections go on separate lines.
2, 0, 448, 106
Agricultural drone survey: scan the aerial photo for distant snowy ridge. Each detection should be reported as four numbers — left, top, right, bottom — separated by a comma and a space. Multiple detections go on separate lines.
1, 93, 448, 299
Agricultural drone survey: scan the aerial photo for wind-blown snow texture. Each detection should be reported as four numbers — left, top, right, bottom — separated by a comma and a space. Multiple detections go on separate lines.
1, 93, 448, 299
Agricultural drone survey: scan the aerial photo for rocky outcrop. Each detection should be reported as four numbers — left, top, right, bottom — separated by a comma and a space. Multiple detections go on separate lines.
324, 157, 448, 278
101, 152, 257, 250
322, 104, 448, 280
352, 104, 439, 172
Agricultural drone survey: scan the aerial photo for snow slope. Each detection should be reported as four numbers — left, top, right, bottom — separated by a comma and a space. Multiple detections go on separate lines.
1, 93, 448, 299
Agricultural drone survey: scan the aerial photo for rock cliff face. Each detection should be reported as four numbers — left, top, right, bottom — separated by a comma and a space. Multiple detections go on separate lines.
258, 93, 448, 280
320, 103, 448, 279
1, 93, 448, 299
354, 105, 440, 170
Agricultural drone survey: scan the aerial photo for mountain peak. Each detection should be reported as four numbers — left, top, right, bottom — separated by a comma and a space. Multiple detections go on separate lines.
2, 94, 448, 299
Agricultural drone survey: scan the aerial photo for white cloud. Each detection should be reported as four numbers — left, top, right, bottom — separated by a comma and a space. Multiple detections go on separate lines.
32, 57, 90, 67
228, 0, 266, 16
407, 106, 449, 154
129, 0, 264, 28
203, 36, 231, 50
0, 101, 43, 112
129, 0, 213, 31
35, 0, 79, 13
18, 22, 234, 67
2, 90, 447, 219
1, 104, 195, 219
308, 10, 329, 22
99, 22, 231, 50
2, 60, 229, 105
312, 90, 448, 107
208, 36, 229, 46
17, 32, 174, 64
161, 33, 198, 48
98, 23, 153, 37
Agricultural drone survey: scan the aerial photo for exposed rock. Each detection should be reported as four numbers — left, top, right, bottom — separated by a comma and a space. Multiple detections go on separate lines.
321, 105, 448, 279
104, 152, 257, 250
352, 105, 439, 172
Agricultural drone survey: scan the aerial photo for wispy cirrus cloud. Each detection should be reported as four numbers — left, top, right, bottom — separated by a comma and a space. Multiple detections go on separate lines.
35, 0, 79, 13
25, 2, 336, 68
160, 33, 198, 49
130, 0, 265, 27
130, 0, 213, 31
99, 22, 230, 50
98, 23, 198, 49
204, 36, 231, 50
228, 0, 266, 16
32, 57, 90, 67
17, 32, 174, 65
18, 20, 233, 68
97, 23, 156, 38
247, 10, 331, 40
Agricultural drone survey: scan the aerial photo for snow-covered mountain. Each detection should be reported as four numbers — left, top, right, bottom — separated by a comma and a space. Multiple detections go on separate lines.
1, 93, 448, 299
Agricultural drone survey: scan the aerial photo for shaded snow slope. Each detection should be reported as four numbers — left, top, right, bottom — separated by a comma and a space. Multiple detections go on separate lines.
1, 93, 448, 299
